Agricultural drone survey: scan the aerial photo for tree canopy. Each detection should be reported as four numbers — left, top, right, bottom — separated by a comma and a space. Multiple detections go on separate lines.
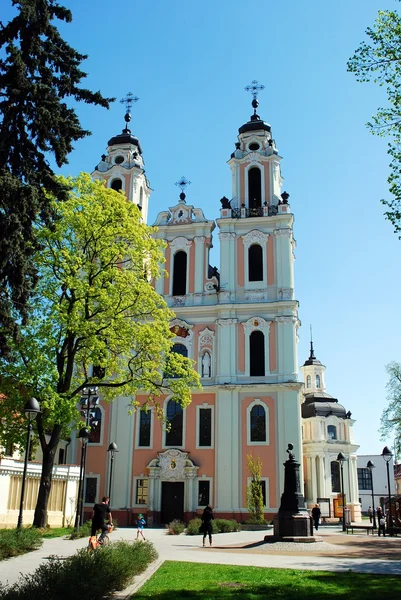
348, 3, 401, 236
0, 0, 113, 355
380, 361, 401, 457
0, 174, 200, 526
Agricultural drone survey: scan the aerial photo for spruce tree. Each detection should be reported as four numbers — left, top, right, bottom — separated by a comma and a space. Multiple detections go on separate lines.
0, 0, 113, 354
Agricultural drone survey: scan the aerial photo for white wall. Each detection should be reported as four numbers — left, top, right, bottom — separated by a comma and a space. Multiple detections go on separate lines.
357, 454, 395, 512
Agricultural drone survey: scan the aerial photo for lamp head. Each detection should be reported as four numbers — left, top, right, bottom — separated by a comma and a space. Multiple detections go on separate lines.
366, 460, 375, 470
24, 397, 41, 422
108, 442, 119, 453
78, 427, 90, 444
336, 452, 346, 463
382, 446, 393, 463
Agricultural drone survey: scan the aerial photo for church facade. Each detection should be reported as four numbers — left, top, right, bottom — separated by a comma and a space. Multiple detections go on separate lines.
69, 91, 360, 525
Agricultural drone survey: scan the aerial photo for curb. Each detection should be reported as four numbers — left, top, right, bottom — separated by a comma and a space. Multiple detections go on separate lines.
114, 558, 165, 599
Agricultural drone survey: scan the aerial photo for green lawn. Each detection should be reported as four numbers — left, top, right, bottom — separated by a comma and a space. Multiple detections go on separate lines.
39, 526, 73, 538
133, 561, 401, 599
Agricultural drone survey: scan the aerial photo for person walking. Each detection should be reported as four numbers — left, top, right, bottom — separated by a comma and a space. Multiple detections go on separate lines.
377, 506, 386, 537
311, 504, 321, 531
367, 506, 373, 523
91, 496, 112, 544
136, 513, 146, 540
201, 505, 214, 547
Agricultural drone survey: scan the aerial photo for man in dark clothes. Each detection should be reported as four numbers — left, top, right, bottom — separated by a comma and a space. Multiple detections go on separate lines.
91, 496, 112, 543
311, 504, 321, 531
201, 505, 214, 547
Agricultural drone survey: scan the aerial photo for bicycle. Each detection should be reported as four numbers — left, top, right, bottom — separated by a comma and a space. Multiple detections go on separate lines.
88, 524, 113, 551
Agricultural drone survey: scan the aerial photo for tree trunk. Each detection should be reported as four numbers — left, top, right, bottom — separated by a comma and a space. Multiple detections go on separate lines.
32, 437, 59, 528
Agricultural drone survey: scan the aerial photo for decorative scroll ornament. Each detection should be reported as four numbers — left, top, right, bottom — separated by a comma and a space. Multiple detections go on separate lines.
215, 318, 238, 327
242, 316, 271, 333
147, 449, 199, 481
169, 236, 192, 249
218, 232, 236, 240
242, 230, 269, 246
273, 228, 292, 237
277, 288, 294, 300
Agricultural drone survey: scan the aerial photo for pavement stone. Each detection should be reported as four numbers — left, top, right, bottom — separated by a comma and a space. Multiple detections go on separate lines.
0, 525, 400, 597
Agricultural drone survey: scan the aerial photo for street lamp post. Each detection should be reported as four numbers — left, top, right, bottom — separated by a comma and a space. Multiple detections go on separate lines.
337, 452, 347, 532
382, 446, 393, 533
17, 398, 41, 529
74, 387, 99, 529
107, 442, 119, 504
366, 460, 377, 529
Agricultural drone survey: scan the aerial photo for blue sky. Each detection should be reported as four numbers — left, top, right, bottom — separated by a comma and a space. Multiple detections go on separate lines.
5, 0, 401, 456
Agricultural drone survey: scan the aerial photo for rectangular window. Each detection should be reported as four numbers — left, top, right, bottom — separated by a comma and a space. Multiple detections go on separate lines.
139, 411, 151, 447
198, 481, 210, 506
357, 468, 372, 491
85, 477, 97, 504
58, 448, 65, 464
198, 408, 212, 447
136, 479, 148, 505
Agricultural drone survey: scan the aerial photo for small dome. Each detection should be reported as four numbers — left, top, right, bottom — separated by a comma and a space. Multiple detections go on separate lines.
108, 129, 142, 154
239, 118, 271, 135
301, 392, 347, 419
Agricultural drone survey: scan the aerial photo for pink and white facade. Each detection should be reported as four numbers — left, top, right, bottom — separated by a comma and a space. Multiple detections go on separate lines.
70, 103, 306, 525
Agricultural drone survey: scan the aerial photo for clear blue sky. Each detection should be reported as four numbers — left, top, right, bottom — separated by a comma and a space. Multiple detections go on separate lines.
5, 0, 401, 455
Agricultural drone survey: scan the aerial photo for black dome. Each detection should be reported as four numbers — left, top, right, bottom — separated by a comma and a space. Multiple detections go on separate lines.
108, 129, 142, 154
239, 118, 271, 135
301, 392, 347, 419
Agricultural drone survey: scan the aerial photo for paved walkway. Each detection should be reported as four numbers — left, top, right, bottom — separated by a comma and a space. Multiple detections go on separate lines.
0, 526, 400, 597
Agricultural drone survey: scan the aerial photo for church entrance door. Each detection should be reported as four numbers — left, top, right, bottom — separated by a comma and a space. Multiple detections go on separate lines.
161, 482, 184, 524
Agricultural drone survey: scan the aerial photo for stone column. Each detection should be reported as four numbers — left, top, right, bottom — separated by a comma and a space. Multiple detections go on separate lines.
194, 236, 206, 293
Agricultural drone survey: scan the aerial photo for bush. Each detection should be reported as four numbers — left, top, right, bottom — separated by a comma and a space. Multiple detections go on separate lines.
0, 540, 158, 600
0, 528, 43, 561
186, 517, 202, 535
214, 519, 241, 533
167, 519, 185, 535
68, 520, 91, 540
244, 517, 268, 525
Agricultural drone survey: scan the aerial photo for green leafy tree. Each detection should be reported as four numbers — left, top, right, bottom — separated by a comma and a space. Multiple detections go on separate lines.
347, 3, 401, 236
0, 0, 113, 355
246, 454, 264, 523
380, 361, 401, 458
0, 174, 200, 527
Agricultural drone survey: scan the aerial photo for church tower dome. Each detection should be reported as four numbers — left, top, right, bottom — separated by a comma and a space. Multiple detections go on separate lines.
92, 92, 151, 223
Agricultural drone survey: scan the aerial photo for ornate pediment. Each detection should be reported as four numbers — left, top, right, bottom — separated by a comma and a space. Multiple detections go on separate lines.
147, 449, 198, 481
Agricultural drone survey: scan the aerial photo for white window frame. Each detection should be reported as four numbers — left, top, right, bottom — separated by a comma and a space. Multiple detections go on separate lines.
246, 476, 270, 508
198, 327, 215, 377
242, 317, 271, 377
169, 237, 192, 297
316, 374, 321, 388
197, 477, 213, 508
245, 163, 266, 209
83, 473, 100, 506
88, 404, 105, 447
133, 476, 149, 507
242, 230, 269, 290
135, 407, 154, 449
306, 375, 311, 388
327, 424, 338, 441
196, 404, 214, 449
163, 396, 186, 449
246, 399, 269, 445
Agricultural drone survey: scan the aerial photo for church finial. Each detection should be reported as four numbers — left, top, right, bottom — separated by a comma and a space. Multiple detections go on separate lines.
245, 80, 265, 121
120, 92, 139, 133
309, 325, 316, 360
175, 176, 191, 203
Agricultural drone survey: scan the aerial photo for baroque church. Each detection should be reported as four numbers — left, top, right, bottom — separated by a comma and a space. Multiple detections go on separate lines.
70, 86, 361, 525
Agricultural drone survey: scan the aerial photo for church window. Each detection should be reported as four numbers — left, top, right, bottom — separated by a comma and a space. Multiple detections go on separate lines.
248, 142, 260, 151
357, 468, 372, 491
136, 479, 148, 504
316, 374, 321, 388
250, 405, 266, 442
89, 407, 102, 444
331, 461, 340, 492
328, 425, 337, 440
250, 331, 265, 376
84, 477, 97, 504
139, 410, 151, 447
248, 244, 263, 281
114, 155, 124, 165
198, 408, 212, 447
172, 251, 187, 296
198, 481, 210, 506
165, 399, 183, 446
110, 178, 123, 192
172, 343, 188, 358
248, 167, 262, 209
306, 375, 311, 388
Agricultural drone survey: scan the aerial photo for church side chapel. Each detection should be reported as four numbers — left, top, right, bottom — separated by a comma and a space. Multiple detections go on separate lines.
70, 83, 361, 526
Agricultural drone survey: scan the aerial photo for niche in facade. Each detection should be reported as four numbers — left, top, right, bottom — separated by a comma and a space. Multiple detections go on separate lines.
172, 251, 187, 296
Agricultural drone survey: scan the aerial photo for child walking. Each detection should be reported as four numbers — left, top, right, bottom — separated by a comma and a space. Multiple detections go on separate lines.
136, 513, 146, 540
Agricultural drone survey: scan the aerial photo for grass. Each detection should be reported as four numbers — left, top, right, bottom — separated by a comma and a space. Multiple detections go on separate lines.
133, 561, 401, 599
39, 527, 72, 539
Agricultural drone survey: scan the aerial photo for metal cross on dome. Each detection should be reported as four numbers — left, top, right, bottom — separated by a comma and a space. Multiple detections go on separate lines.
120, 92, 139, 113
175, 176, 192, 192
244, 80, 265, 99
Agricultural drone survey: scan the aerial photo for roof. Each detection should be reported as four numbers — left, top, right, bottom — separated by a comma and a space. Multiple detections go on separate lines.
301, 393, 348, 419
108, 128, 142, 154
239, 117, 271, 135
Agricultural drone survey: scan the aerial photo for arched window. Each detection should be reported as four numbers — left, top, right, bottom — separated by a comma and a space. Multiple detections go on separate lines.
331, 461, 340, 492
110, 178, 122, 192
250, 405, 266, 442
172, 251, 187, 296
316, 374, 321, 388
328, 425, 337, 440
165, 399, 183, 446
250, 331, 265, 376
248, 244, 263, 281
306, 375, 311, 388
248, 167, 262, 209
139, 410, 151, 447
89, 407, 102, 444
172, 343, 188, 358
